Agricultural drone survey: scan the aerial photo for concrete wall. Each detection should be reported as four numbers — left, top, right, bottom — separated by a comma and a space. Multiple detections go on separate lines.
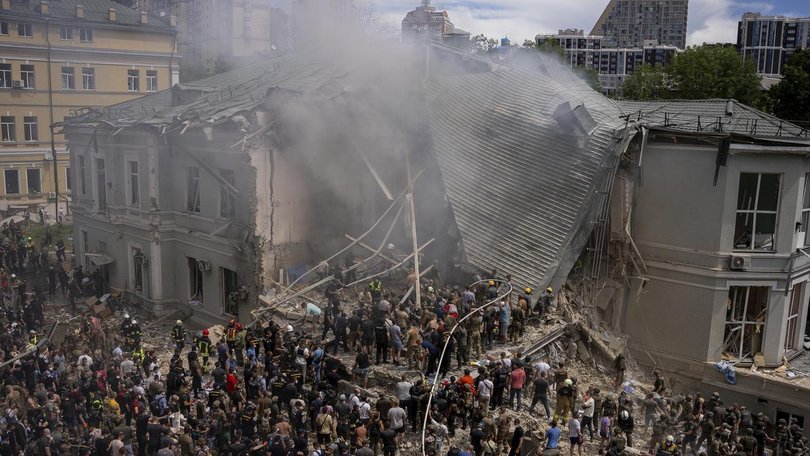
68, 126, 259, 322
626, 138, 810, 366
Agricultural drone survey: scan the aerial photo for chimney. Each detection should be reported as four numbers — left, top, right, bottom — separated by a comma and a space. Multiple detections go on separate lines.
140, 11, 148, 24
40, 0, 49, 15
169, 14, 176, 27
1, 0, 11, 10
108, 8, 117, 21
75, 4, 84, 18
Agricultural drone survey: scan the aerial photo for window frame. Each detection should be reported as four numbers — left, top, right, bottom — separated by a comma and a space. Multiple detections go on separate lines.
17, 22, 32, 37
26, 168, 41, 194
126, 159, 140, 207
127, 69, 139, 92
0, 63, 11, 88
0, 21, 9, 36
724, 285, 769, 362
1, 116, 16, 143
186, 166, 201, 213
20, 64, 35, 89
81, 67, 95, 90
65, 166, 72, 191
78, 155, 86, 195
146, 70, 158, 92
785, 282, 803, 352
219, 168, 235, 219
61, 67, 75, 90
3, 169, 20, 195
59, 25, 73, 40
79, 28, 93, 42
23, 116, 38, 142
733, 172, 781, 251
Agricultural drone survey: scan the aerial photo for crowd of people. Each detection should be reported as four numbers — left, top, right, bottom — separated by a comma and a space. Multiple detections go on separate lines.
0, 249, 808, 456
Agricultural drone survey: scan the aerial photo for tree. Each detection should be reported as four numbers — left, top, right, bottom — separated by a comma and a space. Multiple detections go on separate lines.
470, 34, 498, 55
622, 64, 670, 100
535, 39, 565, 59
770, 48, 810, 125
667, 45, 763, 108
522, 39, 536, 48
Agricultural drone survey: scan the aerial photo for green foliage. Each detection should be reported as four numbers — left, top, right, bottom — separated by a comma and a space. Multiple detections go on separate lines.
622, 64, 670, 100
470, 34, 498, 55
535, 39, 565, 59
771, 49, 810, 124
667, 46, 762, 107
620, 45, 764, 108
522, 39, 536, 48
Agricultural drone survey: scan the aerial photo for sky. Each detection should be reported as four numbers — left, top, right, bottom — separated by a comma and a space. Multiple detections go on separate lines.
373, 0, 810, 46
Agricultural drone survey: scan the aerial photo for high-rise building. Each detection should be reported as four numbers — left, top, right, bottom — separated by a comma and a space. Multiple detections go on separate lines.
401, 0, 469, 48
537, 30, 678, 95
0, 0, 177, 208
737, 12, 810, 77
179, 0, 289, 77
591, 0, 688, 50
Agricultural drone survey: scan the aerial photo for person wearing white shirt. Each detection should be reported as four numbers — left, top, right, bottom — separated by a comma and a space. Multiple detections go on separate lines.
581, 391, 596, 441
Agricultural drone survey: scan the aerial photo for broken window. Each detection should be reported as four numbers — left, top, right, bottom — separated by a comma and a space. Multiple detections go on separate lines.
186, 166, 200, 213
724, 286, 769, 361
734, 173, 780, 251
127, 160, 139, 206
785, 282, 803, 352
95, 158, 106, 211
219, 168, 235, 219
223, 268, 238, 316
132, 247, 144, 291
800, 174, 810, 247
188, 257, 203, 302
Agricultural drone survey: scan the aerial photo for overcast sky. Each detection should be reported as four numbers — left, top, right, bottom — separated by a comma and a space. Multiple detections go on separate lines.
374, 0, 810, 46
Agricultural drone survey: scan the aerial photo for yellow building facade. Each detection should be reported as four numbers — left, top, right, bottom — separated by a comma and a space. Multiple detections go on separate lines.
0, 0, 177, 213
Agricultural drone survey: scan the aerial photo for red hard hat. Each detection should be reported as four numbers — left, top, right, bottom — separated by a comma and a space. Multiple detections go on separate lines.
202, 329, 209, 336
235, 323, 243, 330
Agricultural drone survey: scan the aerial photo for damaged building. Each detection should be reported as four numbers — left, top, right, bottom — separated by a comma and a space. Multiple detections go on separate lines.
61, 42, 810, 429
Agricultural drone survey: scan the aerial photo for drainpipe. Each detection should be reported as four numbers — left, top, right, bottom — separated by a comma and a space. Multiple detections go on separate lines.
46, 19, 59, 218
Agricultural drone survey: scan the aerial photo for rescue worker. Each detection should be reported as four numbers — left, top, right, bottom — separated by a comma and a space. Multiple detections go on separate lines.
172, 320, 186, 350
369, 279, 383, 303
656, 435, 680, 456
129, 319, 143, 348
618, 409, 635, 448
27, 329, 38, 347
537, 287, 553, 318
197, 328, 212, 370
225, 319, 238, 352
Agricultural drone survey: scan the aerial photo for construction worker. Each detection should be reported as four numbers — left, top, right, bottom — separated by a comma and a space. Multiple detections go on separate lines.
172, 320, 186, 350
197, 328, 212, 370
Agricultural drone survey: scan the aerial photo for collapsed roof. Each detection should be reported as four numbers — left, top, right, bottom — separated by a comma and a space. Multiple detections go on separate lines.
62, 44, 807, 293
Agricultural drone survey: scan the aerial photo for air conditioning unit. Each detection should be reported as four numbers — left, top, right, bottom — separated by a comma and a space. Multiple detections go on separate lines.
729, 254, 751, 271
48, 192, 56, 200
12, 80, 24, 89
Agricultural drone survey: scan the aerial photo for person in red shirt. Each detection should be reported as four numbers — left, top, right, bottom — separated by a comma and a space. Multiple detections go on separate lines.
225, 369, 239, 393
508, 364, 526, 411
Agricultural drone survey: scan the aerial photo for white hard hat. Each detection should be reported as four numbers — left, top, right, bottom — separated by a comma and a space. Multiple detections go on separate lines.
131, 320, 137, 325
286, 324, 294, 332
427, 286, 434, 293
176, 320, 182, 325
124, 313, 130, 319
10, 274, 15, 278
